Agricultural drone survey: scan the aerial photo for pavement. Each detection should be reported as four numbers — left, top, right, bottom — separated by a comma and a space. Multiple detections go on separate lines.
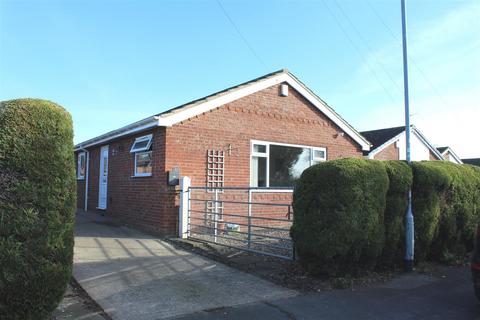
73, 211, 295, 320
74, 211, 480, 320
51, 282, 107, 320
177, 266, 480, 319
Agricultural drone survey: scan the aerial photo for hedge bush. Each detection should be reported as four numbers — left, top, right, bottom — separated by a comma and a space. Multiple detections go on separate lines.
412, 161, 480, 261
0, 99, 76, 319
292, 158, 480, 276
291, 158, 388, 276
380, 161, 412, 267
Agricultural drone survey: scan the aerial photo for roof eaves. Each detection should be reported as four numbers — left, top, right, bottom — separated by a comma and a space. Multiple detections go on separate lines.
74, 116, 159, 150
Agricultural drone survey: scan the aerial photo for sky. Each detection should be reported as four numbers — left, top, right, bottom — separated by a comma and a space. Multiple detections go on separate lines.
1, 0, 479, 158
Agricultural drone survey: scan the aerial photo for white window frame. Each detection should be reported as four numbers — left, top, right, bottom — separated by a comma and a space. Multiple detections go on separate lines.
130, 134, 153, 153
250, 140, 327, 189
77, 152, 86, 180
134, 151, 153, 177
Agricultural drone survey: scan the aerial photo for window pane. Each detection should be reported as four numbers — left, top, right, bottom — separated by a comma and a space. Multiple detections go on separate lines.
269, 145, 311, 187
136, 152, 152, 174
79, 155, 85, 176
253, 144, 266, 153
133, 139, 149, 150
251, 156, 267, 187
314, 149, 325, 159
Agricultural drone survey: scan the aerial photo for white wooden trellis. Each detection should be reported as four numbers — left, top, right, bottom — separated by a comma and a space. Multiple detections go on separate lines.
206, 150, 224, 192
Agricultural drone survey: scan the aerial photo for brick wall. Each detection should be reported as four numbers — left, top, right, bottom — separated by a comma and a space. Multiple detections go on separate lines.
165, 83, 363, 188
76, 82, 364, 235
373, 142, 399, 160
165, 83, 363, 233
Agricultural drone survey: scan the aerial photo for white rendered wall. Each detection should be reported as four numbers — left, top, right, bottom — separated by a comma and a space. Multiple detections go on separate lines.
396, 131, 433, 161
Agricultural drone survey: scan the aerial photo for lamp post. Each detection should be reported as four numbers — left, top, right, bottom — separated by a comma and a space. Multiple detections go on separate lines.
401, 0, 414, 272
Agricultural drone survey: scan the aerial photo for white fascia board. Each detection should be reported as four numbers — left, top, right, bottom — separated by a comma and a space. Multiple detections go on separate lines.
74, 118, 159, 151
368, 131, 404, 158
442, 148, 463, 164
284, 75, 370, 151
157, 75, 286, 127
158, 73, 371, 151
411, 128, 444, 160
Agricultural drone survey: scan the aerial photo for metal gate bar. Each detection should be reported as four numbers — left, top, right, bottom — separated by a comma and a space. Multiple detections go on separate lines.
186, 185, 295, 260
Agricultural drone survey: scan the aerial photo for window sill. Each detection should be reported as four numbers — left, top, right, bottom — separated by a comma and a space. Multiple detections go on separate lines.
249, 188, 294, 193
131, 174, 153, 178
77, 177, 85, 181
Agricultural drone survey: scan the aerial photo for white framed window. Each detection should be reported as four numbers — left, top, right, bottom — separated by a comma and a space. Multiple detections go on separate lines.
250, 140, 327, 188
77, 152, 86, 180
134, 151, 152, 177
130, 134, 153, 153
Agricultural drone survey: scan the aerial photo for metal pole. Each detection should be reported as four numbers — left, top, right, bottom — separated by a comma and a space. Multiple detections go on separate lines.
247, 189, 252, 249
84, 151, 89, 212
214, 189, 218, 243
401, 0, 414, 272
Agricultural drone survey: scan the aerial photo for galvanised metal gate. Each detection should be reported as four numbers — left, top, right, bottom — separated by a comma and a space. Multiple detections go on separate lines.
185, 186, 295, 260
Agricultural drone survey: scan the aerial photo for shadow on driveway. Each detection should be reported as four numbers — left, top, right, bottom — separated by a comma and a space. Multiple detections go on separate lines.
73, 211, 296, 320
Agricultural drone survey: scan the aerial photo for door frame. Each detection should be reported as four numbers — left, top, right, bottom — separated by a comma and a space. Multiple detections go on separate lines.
98, 145, 109, 210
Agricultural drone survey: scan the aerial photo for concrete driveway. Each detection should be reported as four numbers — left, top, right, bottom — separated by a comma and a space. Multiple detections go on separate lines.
73, 211, 295, 320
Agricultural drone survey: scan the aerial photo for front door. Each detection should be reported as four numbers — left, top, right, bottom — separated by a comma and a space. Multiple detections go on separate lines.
98, 145, 109, 209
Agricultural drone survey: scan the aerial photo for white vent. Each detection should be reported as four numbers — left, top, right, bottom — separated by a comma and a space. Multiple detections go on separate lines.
280, 84, 289, 97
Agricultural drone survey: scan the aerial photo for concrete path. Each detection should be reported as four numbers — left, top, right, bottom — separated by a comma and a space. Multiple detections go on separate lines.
73, 212, 295, 320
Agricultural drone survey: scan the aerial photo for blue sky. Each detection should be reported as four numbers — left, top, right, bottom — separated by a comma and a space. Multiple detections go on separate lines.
1, 0, 479, 157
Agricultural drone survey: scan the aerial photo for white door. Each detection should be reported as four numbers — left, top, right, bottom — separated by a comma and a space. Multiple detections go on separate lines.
98, 145, 109, 209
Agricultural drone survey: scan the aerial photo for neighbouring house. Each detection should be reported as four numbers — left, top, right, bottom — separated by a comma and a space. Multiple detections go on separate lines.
436, 146, 463, 164
462, 158, 480, 167
74, 69, 371, 235
360, 125, 444, 161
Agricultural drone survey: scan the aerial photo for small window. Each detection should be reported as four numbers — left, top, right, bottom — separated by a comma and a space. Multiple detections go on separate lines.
77, 152, 86, 180
253, 144, 267, 154
313, 148, 327, 163
134, 151, 152, 176
130, 134, 153, 153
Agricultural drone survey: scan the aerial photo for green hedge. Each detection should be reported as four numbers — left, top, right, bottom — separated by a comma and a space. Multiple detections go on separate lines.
412, 161, 480, 261
381, 161, 412, 267
291, 158, 388, 276
0, 99, 76, 319
292, 158, 480, 276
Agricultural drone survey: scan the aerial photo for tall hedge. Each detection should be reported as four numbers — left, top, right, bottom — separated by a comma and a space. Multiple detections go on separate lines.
0, 99, 76, 319
291, 158, 388, 276
381, 161, 412, 267
412, 161, 480, 261
292, 158, 480, 276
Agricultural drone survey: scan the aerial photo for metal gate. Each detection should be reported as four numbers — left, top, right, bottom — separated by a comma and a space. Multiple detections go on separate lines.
184, 185, 295, 260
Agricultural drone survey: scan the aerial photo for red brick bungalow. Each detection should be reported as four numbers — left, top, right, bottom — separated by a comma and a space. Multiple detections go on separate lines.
74, 69, 371, 235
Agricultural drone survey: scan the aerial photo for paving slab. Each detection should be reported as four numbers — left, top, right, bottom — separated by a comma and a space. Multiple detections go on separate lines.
73, 212, 296, 320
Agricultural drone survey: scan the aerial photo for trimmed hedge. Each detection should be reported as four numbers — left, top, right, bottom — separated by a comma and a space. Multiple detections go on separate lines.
292, 158, 480, 276
291, 158, 388, 276
412, 161, 480, 261
381, 161, 412, 267
0, 99, 76, 319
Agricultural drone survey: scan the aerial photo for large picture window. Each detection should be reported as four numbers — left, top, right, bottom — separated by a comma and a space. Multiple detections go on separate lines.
250, 141, 326, 188
77, 152, 86, 180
